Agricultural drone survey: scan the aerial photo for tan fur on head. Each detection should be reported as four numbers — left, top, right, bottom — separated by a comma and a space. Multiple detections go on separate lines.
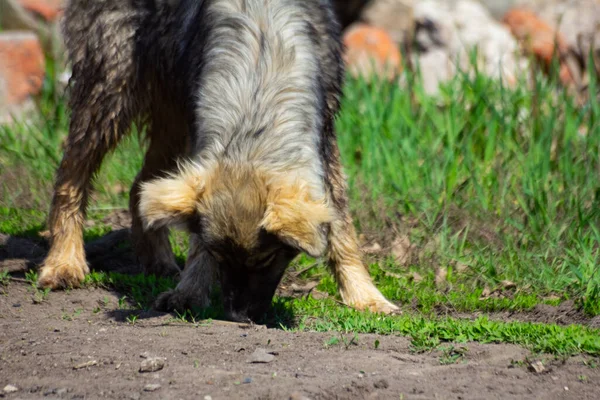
138, 161, 335, 257
138, 163, 206, 230
262, 181, 336, 257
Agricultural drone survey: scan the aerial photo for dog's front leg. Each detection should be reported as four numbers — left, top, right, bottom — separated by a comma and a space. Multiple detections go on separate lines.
327, 216, 399, 314
154, 237, 218, 313
38, 94, 134, 290
324, 140, 399, 314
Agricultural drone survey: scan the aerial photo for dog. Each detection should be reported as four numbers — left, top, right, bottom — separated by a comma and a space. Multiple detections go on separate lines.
37, 0, 399, 321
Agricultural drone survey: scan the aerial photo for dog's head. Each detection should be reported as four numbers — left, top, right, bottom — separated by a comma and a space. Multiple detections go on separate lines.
138, 162, 334, 322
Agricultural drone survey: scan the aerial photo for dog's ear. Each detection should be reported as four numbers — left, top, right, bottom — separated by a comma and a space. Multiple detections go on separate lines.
138, 166, 205, 230
261, 183, 335, 257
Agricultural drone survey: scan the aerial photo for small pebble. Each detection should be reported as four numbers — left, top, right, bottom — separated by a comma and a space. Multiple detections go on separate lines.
139, 357, 165, 373
143, 384, 161, 392
204, 396, 212, 400
248, 348, 276, 364
3, 385, 18, 393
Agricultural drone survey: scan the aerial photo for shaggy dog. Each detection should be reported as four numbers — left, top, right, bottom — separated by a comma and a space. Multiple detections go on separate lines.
38, 0, 398, 321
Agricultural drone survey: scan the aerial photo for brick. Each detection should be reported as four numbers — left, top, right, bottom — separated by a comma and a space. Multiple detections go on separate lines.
503, 8, 577, 85
18, 0, 64, 22
343, 23, 402, 82
0, 32, 45, 110
503, 8, 568, 65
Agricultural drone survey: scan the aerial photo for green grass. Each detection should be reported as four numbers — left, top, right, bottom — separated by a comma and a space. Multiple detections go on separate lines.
2, 56, 600, 357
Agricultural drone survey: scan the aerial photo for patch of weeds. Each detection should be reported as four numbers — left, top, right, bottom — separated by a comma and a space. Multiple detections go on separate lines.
83, 271, 110, 287
292, 298, 600, 357
439, 345, 468, 365
32, 287, 51, 304
117, 296, 129, 310
126, 314, 139, 325
0, 270, 10, 286
62, 308, 83, 321
324, 336, 340, 349
25, 270, 38, 285
323, 332, 359, 350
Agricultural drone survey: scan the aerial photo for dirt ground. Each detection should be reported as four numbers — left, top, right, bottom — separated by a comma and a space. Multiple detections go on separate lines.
1, 282, 600, 400
2, 230, 600, 399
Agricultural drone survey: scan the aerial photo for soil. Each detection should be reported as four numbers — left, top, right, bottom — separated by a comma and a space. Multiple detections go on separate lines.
2, 229, 600, 399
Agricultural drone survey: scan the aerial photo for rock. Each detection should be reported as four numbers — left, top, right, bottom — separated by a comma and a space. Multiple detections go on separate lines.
73, 360, 98, 370
289, 392, 312, 400
503, 8, 568, 64
413, 1, 527, 92
454, 1, 524, 84
0, 31, 45, 123
343, 23, 403, 82
361, 0, 415, 44
515, 0, 600, 59
18, 0, 65, 22
3, 385, 19, 393
528, 360, 546, 374
503, 8, 578, 85
412, 48, 455, 95
139, 357, 165, 373
478, 0, 518, 20
247, 348, 276, 363
143, 384, 161, 392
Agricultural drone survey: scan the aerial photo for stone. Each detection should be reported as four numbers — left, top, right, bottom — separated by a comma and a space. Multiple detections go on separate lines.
3, 385, 19, 393
139, 357, 165, 373
0, 31, 45, 123
503, 8, 568, 64
143, 384, 161, 392
528, 360, 546, 373
247, 348, 276, 363
343, 23, 402, 81
412, 48, 455, 95
413, 0, 527, 91
361, 0, 415, 44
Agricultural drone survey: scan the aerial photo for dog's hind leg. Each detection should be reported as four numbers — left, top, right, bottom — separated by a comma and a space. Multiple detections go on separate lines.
129, 117, 188, 278
37, 3, 141, 289
325, 142, 399, 314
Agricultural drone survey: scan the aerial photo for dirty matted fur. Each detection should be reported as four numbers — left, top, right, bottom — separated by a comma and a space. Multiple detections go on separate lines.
38, 0, 398, 321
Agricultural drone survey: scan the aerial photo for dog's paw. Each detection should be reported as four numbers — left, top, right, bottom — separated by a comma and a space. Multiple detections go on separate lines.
348, 296, 400, 315
154, 289, 209, 313
366, 299, 401, 315
37, 258, 89, 290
